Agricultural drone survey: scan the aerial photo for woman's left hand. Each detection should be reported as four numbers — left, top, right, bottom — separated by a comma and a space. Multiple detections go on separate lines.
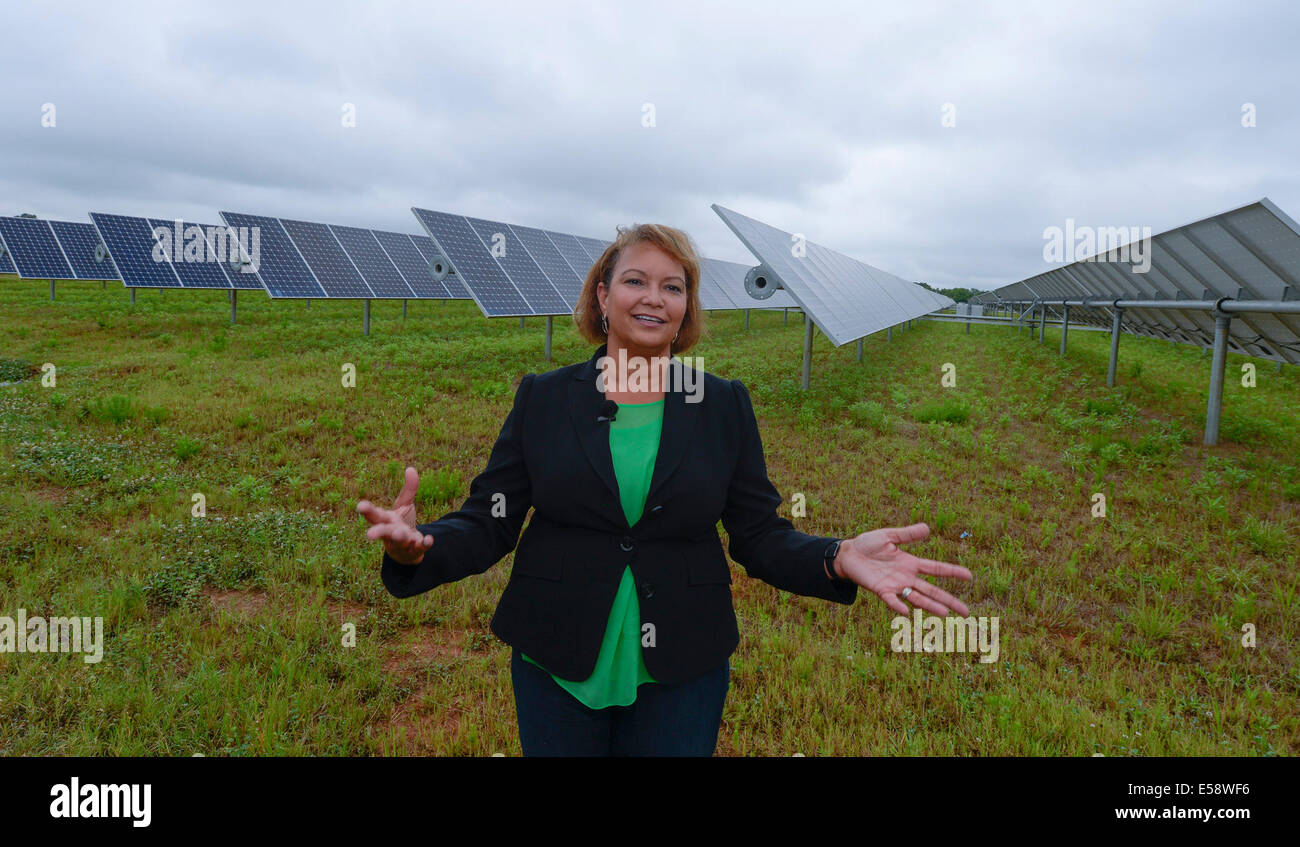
834, 523, 973, 616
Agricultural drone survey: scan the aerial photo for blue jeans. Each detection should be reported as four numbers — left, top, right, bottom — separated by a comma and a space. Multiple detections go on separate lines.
510, 648, 730, 756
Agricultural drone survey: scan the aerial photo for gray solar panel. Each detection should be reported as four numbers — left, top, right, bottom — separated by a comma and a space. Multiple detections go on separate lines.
0, 217, 75, 280
219, 213, 326, 299
48, 221, 120, 281
330, 225, 415, 299
696, 258, 738, 310
993, 198, 1300, 364
705, 257, 799, 311
712, 204, 953, 346
412, 208, 532, 316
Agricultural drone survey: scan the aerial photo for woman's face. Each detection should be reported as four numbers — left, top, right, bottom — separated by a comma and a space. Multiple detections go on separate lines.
596, 241, 688, 358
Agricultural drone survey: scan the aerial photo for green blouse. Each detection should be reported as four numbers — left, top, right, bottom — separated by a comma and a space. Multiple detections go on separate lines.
520, 397, 664, 708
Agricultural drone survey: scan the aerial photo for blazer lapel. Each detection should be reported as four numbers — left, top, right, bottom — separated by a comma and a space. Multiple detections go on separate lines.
569, 345, 622, 517
568, 345, 702, 530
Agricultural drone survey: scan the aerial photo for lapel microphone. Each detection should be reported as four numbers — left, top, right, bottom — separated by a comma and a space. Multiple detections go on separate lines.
596, 399, 619, 423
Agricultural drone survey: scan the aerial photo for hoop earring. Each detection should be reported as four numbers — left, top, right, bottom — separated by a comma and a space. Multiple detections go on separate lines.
673, 330, 679, 343
600, 312, 608, 334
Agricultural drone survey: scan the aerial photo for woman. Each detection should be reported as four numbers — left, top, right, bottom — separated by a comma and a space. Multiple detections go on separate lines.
357, 223, 973, 756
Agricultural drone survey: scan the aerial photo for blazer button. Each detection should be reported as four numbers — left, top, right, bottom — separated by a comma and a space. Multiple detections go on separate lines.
649, 505, 663, 515
621, 535, 634, 552
640, 582, 655, 599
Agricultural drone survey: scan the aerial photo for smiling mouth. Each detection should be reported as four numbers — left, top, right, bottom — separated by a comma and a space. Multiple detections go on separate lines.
634, 315, 665, 325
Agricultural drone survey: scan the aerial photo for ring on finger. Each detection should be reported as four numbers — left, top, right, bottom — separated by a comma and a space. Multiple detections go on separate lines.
900, 586, 913, 601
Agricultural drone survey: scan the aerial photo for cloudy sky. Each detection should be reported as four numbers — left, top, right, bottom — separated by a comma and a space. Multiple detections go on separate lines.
3, 0, 1297, 291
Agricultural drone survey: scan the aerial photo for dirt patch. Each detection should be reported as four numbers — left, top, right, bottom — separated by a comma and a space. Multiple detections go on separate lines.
202, 587, 270, 617
324, 599, 368, 624
383, 625, 472, 673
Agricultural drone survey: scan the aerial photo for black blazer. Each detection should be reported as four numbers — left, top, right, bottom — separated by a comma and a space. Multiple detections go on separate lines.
380, 343, 858, 684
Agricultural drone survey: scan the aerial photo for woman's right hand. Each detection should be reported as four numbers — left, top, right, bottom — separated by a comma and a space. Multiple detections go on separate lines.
357, 466, 434, 565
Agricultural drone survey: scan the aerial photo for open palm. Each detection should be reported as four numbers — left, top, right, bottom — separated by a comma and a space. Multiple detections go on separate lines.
835, 522, 973, 616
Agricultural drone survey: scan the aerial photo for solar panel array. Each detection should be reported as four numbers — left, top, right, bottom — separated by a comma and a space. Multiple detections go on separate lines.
413, 206, 804, 318
990, 198, 1300, 365
0, 217, 120, 281
217, 212, 469, 300
711, 204, 953, 346
89, 214, 263, 290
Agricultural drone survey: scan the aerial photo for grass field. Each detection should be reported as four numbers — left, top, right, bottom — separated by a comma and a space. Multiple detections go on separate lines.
1, 279, 1296, 756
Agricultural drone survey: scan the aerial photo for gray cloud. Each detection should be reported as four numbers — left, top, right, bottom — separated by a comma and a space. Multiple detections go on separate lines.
2, 0, 1298, 288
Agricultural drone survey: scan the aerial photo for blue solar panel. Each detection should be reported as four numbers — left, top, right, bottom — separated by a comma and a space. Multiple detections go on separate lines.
464, 215, 569, 315
0, 247, 15, 275
412, 208, 531, 316
0, 217, 75, 279
411, 235, 469, 298
575, 236, 611, 264
509, 223, 583, 309
544, 230, 599, 286
182, 222, 262, 290
89, 213, 182, 288
330, 225, 414, 299
145, 219, 231, 289
220, 213, 325, 299
279, 218, 373, 298
216, 224, 268, 290
372, 231, 449, 298
48, 221, 120, 281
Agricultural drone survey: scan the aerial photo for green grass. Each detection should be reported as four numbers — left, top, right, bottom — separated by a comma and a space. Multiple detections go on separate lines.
0, 281, 1297, 756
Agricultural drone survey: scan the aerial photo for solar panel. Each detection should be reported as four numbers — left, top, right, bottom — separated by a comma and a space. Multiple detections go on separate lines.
278, 218, 373, 298
575, 236, 610, 264
463, 216, 569, 315
695, 258, 738, 310
219, 224, 269, 290
146, 219, 231, 289
412, 208, 532, 316
373, 231, 449, 299
409, 235, 469, 298
90, 214, 259, 290
705, 257, 799, 311
219, 213, 326, 299
0, 248, 15, 275
329, 225, 415, 299
544, 230, 599, 285
0, 217, 75, 280
509, 223, 583, 309
993, 198, 1300, 364
712, 204, 952, 346
48, 221, 120, 281
89, 213, 182, 288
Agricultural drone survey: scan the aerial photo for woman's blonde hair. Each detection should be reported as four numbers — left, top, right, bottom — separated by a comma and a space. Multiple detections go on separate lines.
572, 223, 705, 354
